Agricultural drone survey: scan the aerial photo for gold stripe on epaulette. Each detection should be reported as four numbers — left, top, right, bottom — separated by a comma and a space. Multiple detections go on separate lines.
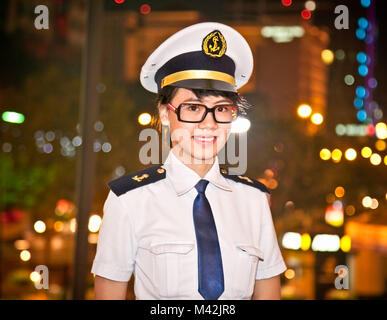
238, 175, 253, 183
132, 174, 149, 182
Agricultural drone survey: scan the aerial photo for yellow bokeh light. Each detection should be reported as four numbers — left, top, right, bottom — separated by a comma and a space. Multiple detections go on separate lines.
138, 113, 152, 126
334, 186, 345, 198
340, 235, 351, 252
361, 146, 372, 158
375, 140, 386, 151
370, 198, 379, 210
370, 153, 382, 165
53, 221, 64, 232
34, 220, 46, 233
375, 122, 387, 139
297, 104, 312, 118
362, 196, 372, 208
325, 206, 344, 227
321, 49, 334, 65
20, 250, 31, 262
284, 269, 296, 280
300, 233, 311, 251
384, 155, 387, 166
30, 271, 41, 283
88, 214, 102, 233
331, 149, 342, 163
320, 148, 331, 160
70, 218, 77, 233
344, 148, 357, 161
311, 113, 323, 125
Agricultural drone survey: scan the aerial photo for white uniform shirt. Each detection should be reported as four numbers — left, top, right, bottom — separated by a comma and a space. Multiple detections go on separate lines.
91, 151, 286, 299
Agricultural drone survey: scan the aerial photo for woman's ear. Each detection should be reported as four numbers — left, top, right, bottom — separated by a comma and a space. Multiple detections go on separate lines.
158, 104, 170, 127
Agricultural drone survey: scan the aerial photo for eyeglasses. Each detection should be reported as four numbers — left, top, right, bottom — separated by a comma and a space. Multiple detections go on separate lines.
167, 103, 238, 123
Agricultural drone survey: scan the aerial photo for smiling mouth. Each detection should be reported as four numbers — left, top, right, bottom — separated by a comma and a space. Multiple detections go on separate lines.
192, 136, 217, 144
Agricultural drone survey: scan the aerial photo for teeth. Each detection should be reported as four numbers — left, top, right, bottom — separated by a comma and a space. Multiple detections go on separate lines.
194, 136, 215, 142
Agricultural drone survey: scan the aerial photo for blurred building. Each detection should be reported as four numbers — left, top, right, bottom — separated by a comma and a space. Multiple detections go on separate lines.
346, 213, 387, 298
255, 15, 329, 123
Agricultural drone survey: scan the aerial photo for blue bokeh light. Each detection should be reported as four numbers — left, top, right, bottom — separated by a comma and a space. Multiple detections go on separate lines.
358, 64, 369, 77
354, 98, 364, 109
358, 17, 369, 29
357, 110, 367, 122
356, 28, 366, 40
356, 52, 367, 64
355, 86, 366, 98
360, 0, 371, 8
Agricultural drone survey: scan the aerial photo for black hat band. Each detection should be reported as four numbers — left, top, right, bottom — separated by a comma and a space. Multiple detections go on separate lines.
154, 51, 236, 92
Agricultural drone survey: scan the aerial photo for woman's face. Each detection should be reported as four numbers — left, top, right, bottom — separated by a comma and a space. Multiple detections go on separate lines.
159, 88, 232, 164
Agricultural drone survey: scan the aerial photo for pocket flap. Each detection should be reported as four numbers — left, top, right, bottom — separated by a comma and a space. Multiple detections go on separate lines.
236, 245, 264, 260
150, 242, 194, 255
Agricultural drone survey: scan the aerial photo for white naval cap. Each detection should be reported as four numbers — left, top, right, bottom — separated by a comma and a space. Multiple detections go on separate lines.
140, 22, 254, 93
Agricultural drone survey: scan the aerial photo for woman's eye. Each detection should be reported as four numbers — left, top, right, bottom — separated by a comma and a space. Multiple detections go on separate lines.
187, 105, 200, 111
216, 106, 228, 112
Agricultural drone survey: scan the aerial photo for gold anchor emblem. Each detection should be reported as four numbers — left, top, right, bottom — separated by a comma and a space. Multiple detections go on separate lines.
132, 173, 149, 182
209, 36, 220, 52
202, 30, 227, 58
238, 175, 253, 183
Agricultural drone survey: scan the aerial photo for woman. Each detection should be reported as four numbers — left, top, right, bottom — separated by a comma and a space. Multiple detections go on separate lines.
92, 22, 286, 300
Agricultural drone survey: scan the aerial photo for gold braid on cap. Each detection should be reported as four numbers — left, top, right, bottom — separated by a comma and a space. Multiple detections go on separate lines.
161, 70, 236, 88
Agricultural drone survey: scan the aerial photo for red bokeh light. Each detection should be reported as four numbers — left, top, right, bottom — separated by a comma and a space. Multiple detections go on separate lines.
281, 0, 292, 7
366, 124, 375, 136
301, 9, 312, 20
114, 0, 125, 4
140, 4, 151, 15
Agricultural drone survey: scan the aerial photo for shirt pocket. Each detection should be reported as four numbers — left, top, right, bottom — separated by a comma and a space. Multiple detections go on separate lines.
232, 244, 264, 299
149, 242, 195, 298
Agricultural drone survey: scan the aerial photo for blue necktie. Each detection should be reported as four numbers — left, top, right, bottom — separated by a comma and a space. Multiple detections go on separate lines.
193, 179, 224, 300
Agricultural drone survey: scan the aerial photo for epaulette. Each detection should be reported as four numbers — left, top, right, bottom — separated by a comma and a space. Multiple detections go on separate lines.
220, 168, 270, 194
108, 165, 166, 197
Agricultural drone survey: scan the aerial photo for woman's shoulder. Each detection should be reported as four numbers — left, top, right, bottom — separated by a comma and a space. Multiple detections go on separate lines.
108, 165, 167, 197
220, 168, 270, 195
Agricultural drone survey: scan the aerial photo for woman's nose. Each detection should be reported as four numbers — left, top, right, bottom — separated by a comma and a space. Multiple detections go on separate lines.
198, 110, 218, 129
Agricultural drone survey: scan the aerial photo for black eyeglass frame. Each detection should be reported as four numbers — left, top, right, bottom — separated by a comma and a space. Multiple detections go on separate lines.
167, 103, 238, 124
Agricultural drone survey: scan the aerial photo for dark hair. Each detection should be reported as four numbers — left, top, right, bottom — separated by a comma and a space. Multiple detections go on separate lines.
153, 86, 250, 130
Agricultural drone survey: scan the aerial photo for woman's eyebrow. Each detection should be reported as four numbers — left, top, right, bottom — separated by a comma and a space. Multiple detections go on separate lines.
181, 97, 202, 103
181, 98, 233, 104
213, 99, 233, 104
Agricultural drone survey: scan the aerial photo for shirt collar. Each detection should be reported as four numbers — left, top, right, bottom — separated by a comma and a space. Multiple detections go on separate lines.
162, 151, 232, 196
